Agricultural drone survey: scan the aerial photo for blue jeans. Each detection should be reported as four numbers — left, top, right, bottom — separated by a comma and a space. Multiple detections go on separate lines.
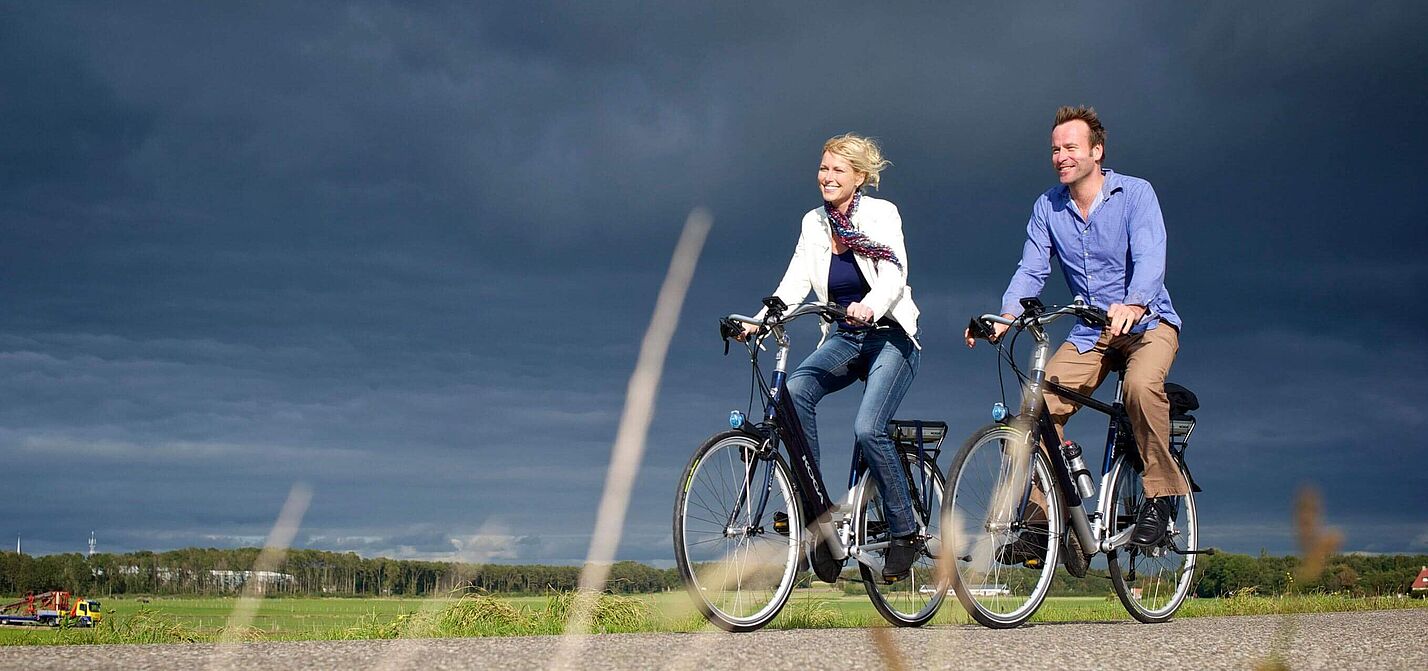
784, 328, 920, 537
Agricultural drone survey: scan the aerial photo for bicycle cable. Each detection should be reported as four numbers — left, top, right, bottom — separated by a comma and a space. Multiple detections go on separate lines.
744, 339, 762, 419
994, 336, 1009, 409
1003, 320, 1030, 384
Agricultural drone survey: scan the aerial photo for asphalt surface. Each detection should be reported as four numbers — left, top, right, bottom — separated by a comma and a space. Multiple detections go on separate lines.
1, 609, 1423, 670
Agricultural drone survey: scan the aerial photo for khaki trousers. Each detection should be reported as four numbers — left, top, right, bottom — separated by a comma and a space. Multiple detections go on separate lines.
1043, 324, 1189, 499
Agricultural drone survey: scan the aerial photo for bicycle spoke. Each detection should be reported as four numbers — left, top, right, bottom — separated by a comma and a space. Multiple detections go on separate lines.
1106, 457, 1197, 622
859, 457, 947, 627
944, 426, 1060, 628
676, 434, 800, 631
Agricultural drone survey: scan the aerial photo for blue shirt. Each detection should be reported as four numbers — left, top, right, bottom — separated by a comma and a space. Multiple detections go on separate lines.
1001, 169, 1182, 353
828, 249, 871, 331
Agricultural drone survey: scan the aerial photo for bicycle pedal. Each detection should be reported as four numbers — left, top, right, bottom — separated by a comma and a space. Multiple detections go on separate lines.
772, 511, 791, 536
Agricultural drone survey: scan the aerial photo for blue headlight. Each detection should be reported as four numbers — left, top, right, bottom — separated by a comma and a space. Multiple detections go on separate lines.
991, 402, 1009, 422
729, 410, 745, 429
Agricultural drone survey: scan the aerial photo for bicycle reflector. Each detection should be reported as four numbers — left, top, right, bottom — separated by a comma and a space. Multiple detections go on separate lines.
991, 402, 1009, 422
729, 410, 745, 429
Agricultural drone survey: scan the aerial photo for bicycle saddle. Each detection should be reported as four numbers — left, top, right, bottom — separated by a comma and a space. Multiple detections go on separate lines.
1165, 382, 1199, 417
1104, 348, 1127, 373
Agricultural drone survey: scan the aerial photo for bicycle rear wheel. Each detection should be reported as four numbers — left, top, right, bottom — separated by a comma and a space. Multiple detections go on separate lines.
856, 454, 947, 627
673, 431, 802, 632
941, 423, 1062, 628
1106, 456, 1198, 623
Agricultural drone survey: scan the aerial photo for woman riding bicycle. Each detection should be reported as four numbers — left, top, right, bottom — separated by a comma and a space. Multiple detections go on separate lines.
736, 133, 923, 583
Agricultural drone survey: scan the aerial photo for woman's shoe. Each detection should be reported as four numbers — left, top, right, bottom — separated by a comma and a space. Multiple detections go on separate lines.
881, 534, 920, 583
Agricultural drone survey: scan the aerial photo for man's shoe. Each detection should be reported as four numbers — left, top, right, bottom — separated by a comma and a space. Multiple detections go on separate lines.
996, 524, 1048, 568
882, 534, 920, 583
1129, 496, 1175, 547
810, 538, 844, 584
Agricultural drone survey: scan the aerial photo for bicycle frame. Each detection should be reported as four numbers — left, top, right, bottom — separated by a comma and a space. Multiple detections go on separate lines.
997, 304, 1163, 557
723, 304, 935, 570
1026, 377, 1141, 555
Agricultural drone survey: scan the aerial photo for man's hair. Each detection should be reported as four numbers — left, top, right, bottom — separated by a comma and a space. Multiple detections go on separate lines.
1053, 106, 1107, 162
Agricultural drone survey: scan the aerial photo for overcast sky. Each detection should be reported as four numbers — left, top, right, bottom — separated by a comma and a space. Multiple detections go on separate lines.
3, 1, 1424, 564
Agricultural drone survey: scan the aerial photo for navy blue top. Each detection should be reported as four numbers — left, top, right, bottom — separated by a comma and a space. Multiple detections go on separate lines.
828, 249, 871, 331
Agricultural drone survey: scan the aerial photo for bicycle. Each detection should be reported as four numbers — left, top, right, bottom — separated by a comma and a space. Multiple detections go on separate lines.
944, 297, 1211, 628
673, 297, 949, 631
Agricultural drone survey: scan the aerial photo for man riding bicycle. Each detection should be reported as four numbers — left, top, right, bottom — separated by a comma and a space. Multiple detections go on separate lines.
966, 106, 1188, 562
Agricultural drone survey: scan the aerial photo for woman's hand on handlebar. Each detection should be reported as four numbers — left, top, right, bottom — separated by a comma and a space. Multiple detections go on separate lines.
844, 301, 874, 326
734, 322, 761, 342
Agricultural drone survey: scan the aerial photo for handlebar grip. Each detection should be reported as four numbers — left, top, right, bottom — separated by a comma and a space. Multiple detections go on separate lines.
1081, 306, 1109, 328
718, 317, 743, 341
966, 316, 995, 341
821, 303, 848, 322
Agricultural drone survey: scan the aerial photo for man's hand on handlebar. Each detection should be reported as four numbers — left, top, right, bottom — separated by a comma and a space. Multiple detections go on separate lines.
964, 313, 1014, 348
1106, 303, 1146, 337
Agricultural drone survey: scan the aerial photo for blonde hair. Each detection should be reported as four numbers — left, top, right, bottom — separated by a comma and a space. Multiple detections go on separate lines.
823, 133, 891, 190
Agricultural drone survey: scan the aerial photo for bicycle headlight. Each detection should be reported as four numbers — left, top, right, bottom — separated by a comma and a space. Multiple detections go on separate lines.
991, 402, 1009, 422
729, 410, 745, 429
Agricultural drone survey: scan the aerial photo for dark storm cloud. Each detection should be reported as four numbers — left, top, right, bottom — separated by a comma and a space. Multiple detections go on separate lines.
1, 1, 1424, 561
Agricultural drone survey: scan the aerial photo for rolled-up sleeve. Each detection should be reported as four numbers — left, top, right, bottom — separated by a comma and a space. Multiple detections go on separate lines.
1001, 201, 1054, 316
1123, 183, 1167, 309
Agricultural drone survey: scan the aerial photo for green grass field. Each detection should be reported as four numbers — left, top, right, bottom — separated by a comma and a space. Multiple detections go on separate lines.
1, 589, 1423, 646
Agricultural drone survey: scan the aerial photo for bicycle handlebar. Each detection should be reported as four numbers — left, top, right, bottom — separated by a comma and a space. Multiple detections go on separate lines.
719, 302, 850, 352
967, 298, 1108, 342
726, 302, 846, 327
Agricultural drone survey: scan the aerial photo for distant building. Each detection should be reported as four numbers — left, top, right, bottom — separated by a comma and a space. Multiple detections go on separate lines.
926, 584, 1011, 597
1413, 566, 1428, 595
207, 570, 295, 593
115, 566, 295, 592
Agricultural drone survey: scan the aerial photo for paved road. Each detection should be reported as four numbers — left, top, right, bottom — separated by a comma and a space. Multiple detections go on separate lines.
1, 609, 1423, 670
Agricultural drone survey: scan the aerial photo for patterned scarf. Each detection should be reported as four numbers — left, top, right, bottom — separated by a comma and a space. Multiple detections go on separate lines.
823, 192, 903, 271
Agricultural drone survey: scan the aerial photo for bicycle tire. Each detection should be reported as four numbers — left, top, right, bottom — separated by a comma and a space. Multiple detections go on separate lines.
1105, 455, 1199, 623
673, 431, 803, 632
857, 454, 948, 627
941, 423, 1062, 629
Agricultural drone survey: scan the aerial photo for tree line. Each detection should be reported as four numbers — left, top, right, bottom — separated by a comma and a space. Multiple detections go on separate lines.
1194, 551, 1428, 597
0, 549, 680, 597
4, 548, 1424, 599
1052, 552, 1428, 597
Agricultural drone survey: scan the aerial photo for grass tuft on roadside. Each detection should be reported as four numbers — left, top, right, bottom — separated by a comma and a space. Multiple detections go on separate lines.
2, 591, 1424, 646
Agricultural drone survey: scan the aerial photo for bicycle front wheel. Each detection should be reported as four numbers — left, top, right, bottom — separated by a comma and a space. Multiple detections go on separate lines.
1105, 456, 1198, 623
856, 454, 947, 627
673, 431, 802, 632
941, 423, 1063, 628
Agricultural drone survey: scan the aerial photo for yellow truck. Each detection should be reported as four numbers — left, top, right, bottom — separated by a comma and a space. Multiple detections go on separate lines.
0, 592, 103, 627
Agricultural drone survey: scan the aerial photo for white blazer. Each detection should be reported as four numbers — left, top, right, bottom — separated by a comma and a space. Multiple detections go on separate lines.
758, 195, 921, 348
